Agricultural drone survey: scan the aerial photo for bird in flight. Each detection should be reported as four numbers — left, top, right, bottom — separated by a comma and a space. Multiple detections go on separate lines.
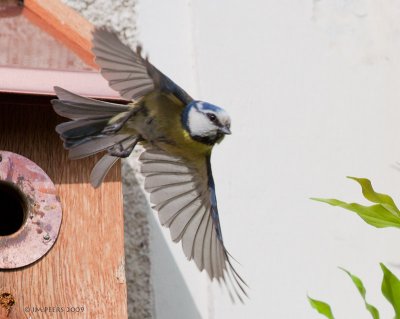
52, 28, 247, 301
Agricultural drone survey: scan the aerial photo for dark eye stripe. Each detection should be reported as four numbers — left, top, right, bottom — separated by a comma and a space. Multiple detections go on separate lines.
207, 113, 216, 121
206, 113, 223, 127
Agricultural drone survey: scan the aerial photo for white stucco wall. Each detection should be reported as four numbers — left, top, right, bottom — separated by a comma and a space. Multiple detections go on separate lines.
138, 1, 400, 318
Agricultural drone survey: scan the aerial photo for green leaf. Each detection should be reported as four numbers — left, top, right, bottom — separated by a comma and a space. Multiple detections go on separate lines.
311, 177, 400, 229
347, 177, 399, 213
308, 296, 335, 319
340, 267, 380, 319
311, 198, 400, 228
381, 263, 400, 319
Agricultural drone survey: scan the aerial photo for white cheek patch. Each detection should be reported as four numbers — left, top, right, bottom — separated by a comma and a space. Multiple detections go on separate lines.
188, 109, 217, 137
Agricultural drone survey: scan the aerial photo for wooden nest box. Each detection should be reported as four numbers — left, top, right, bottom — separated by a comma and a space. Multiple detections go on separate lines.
0, 1, 128, 318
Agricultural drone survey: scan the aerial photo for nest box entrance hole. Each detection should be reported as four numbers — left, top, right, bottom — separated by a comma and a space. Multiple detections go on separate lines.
0, 180, 28, 236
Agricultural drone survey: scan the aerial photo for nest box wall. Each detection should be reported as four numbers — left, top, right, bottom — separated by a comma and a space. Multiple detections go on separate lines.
0, 1, 128, 318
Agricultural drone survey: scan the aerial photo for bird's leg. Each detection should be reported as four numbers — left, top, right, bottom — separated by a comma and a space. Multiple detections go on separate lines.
107, 136, 142, 158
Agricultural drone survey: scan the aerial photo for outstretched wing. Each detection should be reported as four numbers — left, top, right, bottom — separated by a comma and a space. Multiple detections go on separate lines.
92, 28, 193, 105
139, 147, 247, 302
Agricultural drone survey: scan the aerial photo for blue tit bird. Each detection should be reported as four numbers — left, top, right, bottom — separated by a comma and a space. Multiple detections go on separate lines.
51, 28, 247, 301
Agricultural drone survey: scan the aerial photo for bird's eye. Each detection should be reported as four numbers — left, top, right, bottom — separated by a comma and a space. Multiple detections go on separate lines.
207, 113, 217, 122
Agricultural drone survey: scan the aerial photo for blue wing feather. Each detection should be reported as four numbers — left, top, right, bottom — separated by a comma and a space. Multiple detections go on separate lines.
206, 156, 224, 242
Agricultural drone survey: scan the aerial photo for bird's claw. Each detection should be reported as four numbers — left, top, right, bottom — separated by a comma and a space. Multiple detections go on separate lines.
107, 136, 141, 158
108, 143, 131, 157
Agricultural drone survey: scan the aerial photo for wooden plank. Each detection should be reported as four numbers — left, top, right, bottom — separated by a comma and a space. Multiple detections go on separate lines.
23, 0, 97, 69
0, 68, 121, 99
0, 96, 127, 319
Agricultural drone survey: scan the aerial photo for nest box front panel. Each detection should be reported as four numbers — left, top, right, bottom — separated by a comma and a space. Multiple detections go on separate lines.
0, 99, 127, 319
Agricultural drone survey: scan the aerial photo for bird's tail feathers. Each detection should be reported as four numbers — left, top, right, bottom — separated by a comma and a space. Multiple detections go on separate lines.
52, 86, 137, 187
56, 117, 111, 147
52, 86, 132, 153
52, 86, 129, 119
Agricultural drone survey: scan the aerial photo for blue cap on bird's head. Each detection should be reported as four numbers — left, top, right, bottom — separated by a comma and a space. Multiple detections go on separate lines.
182, 101, 231, 145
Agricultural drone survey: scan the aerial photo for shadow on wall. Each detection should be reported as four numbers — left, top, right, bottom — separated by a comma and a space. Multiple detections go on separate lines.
147, 211, 202, 319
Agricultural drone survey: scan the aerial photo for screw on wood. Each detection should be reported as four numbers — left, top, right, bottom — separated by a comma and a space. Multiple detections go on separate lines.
43, 233, 51, 242
0, 292, 15, 318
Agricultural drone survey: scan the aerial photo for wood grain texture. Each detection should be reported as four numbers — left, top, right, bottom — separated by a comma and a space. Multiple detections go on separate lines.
0, 309, 8, 319
0, 14, 90, 71
23, 0, 97, 69
0, 94, 127, 319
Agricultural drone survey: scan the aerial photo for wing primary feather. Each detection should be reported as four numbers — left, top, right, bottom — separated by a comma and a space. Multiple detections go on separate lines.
93, 35, 134, 58
144, 173, 193, 190
110, 80, 148, 92
172, 201, 204, 243
223, 252, 249, 303
210, 225, 219, 281
108, 77, 152, 85
106, 65, 151, 75
119, 84, 154, 99
224, 250, 248, 289
192, 203, 211, 271
226, 268, 243, 303
182, 204, 207, 260
216, 239, 226, 282
220, 261, 235, 302
93, 47, 138, 63
203, 215, 214, 279
157, 193, 200, 227
148, 180, 194, 192
140, 149, 182, 161
145, 172, 192, 178
94, 52, 134, 66
143, 168, 190, 175
94, 34, 133, 57
93, 35, 131, 55
165, 193, 201, 229
96, 57, 144, 69
141, 159, 190, 167
154, 188, 197, 214
102, 69, 148, 77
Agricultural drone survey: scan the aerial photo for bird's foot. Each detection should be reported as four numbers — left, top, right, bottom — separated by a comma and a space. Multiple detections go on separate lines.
107, 136, 141, 158
107, 144, 132, 158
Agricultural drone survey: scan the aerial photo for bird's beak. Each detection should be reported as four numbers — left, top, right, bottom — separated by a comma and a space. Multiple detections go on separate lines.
219, 126, 232, 135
